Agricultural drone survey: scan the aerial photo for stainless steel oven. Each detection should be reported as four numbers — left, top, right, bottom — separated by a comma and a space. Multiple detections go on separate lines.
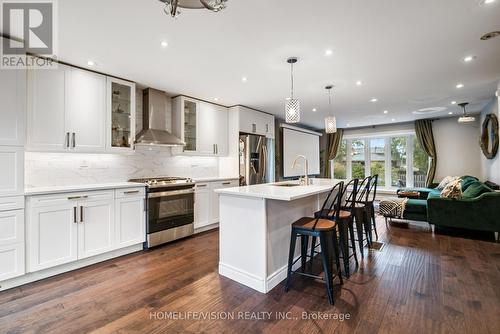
129, 177, 195, 248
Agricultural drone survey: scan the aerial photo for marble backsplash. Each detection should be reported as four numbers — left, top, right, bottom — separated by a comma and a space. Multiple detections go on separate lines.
25, 147, 220, 187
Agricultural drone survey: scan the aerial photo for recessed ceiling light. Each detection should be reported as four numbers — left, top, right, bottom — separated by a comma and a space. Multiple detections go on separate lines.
87, 60, 95, 67
383, 110, 388, 114
312, 108, 317, 112
448, 111, 453, 115
370, 98, 378, 102
161, 41, 168, 48
391, 118, 396, 122
463, 55, 476, 63
325, 49, 333, 56
456, 83, 464, 89
346, 123, 350, 127
481, 0, 496, 5
241, 76, 248, 82
356, 80, 363, 86
213, 97, 219, 101
451, 101, 457, 105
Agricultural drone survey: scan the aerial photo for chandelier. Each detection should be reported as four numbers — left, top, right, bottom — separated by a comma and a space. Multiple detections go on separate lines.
285, 57, 300, 124
324, 85, 337, 133
159, 0, 227, 17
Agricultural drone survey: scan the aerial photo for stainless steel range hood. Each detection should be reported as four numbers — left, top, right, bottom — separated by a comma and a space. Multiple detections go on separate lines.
135, 88, 185, 146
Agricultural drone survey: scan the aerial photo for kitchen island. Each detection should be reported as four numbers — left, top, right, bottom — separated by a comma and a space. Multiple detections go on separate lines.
215, 179, 340, 293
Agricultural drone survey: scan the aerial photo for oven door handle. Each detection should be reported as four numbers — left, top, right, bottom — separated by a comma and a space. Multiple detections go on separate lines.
148, 189, 195, 199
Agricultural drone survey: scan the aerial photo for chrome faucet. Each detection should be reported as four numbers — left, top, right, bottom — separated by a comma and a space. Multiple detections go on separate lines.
292, 155, 310, 186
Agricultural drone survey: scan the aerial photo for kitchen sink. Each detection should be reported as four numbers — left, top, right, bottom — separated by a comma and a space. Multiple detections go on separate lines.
272, 182, 301, 187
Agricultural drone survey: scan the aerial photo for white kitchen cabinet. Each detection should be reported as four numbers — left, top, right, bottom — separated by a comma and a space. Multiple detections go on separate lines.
237, 106, 275, 139
27, 65, 69, 151
77, 197, 115, 259
0, 146, 24, 197
106, 77, 136, 152
28, 202, 78, 272
0, 243, 25, 282
172, 96, 228, 156
209, 179, 239, 224
0, 209, 24, 246
67, 68, 107, 152
115, 191, 145, 248
0, 67, 26, 146
194, 183, 210, 229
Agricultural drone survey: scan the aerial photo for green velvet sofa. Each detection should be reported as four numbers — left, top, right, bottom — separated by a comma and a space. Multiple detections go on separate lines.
396, 176, 500, 234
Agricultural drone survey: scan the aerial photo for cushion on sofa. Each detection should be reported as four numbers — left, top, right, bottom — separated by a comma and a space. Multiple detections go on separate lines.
441, 179, 462, 199
461, 176, 479, 192
437, 176, 459, 190
462, 181, 493, 199
404, 199, 428, 215
427, 190, 441, 199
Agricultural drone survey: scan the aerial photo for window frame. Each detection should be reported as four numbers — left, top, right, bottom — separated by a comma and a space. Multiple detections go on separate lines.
331, 131, 423, 190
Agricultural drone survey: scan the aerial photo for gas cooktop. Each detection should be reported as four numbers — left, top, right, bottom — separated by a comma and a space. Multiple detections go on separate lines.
128, 176, 194, 189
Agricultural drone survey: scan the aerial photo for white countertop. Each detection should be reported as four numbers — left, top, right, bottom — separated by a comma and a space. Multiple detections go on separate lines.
193, 176, 239, 183
215, 179, 341, 201
25, 182, 145, 196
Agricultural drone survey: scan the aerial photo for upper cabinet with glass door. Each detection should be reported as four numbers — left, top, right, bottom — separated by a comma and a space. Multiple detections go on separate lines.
106, 77, 136, 152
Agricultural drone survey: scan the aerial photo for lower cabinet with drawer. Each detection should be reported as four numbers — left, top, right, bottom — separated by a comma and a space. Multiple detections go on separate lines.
194, 179, 238, 231
26, 187, 145, 273
0, 203, 25, 282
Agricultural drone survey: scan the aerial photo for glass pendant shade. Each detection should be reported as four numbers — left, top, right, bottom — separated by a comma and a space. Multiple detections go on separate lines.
285, 98, 300, 123
325, 116, 337, 133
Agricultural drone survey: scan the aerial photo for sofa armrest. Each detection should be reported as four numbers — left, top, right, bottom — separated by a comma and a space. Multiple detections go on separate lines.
427, 193, 500, 232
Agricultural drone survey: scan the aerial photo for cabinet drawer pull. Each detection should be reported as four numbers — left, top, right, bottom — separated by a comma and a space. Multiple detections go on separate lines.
124, 190, 140, 195
80, 206, 84, 223
72, 133, 76, 148
67, 195, 88, 200
196, 184, 207, 188
65, 132, 70, 148
222, 182, 231, 185
73, 207, 77, 223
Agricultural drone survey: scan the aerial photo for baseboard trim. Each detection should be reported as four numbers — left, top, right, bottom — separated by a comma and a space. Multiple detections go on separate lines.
0, 244, 143, 291
194, 223, 219, 234
218, 262, 266, 293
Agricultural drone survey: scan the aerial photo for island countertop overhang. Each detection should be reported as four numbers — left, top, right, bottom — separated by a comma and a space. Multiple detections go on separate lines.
214, 179, 341, 201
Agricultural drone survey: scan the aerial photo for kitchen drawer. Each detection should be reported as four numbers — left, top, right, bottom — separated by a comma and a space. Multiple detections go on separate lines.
115, 187, 145, 199
0, 196, 24, 212
0, 243, 25, 282
0, 209, 24, 246
195, 183, 210, 190
29, 190, 114, 207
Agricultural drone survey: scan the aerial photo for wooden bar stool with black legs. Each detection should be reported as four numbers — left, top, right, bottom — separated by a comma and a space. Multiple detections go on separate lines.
312, 178, 359, 278
285, 181, 344, 305
365, 174, 379, 241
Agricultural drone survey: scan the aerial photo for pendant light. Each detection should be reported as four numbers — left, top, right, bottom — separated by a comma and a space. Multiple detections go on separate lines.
457, 102, 475, 124
324, 85, 337, 133
285, 57, 300, 123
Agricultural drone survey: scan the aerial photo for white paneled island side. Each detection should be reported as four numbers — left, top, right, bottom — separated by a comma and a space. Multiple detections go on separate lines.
215, 179, 341, 293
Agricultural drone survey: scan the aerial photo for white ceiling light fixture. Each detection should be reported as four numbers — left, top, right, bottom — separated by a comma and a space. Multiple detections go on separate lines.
241, 76, 248, 82
324, 85, 337, 134
159, 0, 227, 18
213, 97, 219, 101
457, 102, 476, 123
383, 110, 389, 114
451, 101, 457, 104
312, 108, 317, 112
448, 111, 453, 115
356, 80, 363, 86
463, 55, 476, 62
481, 0, 496, 5
87, 60, 95, 67
370, 98, 378, 102
325, 49, 333, 56
160, 41, 169, 48
456, 83, 464, 89
284, 57, 300, 124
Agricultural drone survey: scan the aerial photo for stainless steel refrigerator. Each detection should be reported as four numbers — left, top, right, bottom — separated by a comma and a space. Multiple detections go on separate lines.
239, 134, 274, 186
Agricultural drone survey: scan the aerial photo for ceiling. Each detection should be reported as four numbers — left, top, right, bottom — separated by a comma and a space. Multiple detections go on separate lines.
55, 0, 500, 129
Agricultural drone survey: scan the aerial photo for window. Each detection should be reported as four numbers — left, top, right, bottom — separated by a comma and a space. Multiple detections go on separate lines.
333, 140, 347, 179
413, 138, 429, 187
329, 133, 429, 189
351, 140, 365, 179
391, 137, 407, 187
370, 138, 385, 187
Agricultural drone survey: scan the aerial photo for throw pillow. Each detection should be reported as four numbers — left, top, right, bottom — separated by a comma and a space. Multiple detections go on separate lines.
462, 181, 493, 199
440, 179, 462, 199
437, 176, 459, 190
461, 176, 478, 192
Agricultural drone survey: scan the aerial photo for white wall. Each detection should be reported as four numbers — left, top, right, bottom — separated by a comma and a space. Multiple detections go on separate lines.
433, 117, 483, 181
480, 84, 500, 183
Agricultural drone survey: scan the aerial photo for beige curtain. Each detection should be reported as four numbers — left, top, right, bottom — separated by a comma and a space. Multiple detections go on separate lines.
415, 120, 437, 187
325, 129, 344, 178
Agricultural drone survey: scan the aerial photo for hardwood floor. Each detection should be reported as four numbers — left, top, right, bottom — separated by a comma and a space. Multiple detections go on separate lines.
1, 217, 499, 334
